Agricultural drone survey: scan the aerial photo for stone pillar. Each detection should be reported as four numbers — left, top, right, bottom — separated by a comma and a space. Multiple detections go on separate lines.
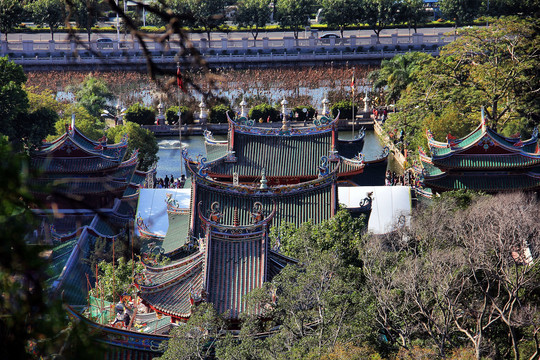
48, 40, 55, 52
391, 33, 398, 45
70, 40, 76, 53
242, 37, 248, 50
438, 32, 444, 45
200, 38, 207, 52
221, 37, 228, 50
283, 37, 294, 50
309, 36, 315, 47
262, 37, 269, 49
370, 35, 377, 45
363, 92, 370, 112
329, 37, 336, 46
280, 98, 289, 131
1, 40, 7, 54
350, 35, 356, 47
22, 40, 33, 53
156, 102, 165, 125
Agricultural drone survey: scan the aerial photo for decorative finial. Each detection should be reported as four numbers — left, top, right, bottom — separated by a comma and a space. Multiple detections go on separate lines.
321, 95, 329, 116
481, 106, 486, 132
71, 113, 76, 132
240, 96, 248, 118
260, 169, 268, 189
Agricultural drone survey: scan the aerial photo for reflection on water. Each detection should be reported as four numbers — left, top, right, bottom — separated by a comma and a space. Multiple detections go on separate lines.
156, 130, 383, 179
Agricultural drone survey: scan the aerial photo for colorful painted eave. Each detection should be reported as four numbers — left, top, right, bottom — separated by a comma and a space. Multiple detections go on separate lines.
423, 172, 540, 192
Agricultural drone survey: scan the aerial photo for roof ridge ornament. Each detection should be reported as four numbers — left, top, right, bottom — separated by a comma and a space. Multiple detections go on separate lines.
318, 156, 329, 178
260, 169, 268, 189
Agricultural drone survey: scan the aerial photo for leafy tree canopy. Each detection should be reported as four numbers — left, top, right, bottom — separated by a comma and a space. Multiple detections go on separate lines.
52, 103, 106, 141
0, 0, 25, 41
124, 103, 156, 125
235, 0, 271, 41
276, 0, 313, 39
107, 121, 159, 171
26, 0, 66, 40
72, 76, 114, 118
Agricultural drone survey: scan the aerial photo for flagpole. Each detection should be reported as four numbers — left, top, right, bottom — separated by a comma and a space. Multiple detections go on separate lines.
351, 67, 355, 138
177, 62, 183, 178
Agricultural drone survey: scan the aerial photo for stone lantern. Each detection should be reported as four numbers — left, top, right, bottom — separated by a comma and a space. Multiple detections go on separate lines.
156, 102, 166, 125
240, 97, 248, 118
280, 98, 289, 131
363, 92, 370, 112
321, 95, 329, 116
199, 100, 208, 124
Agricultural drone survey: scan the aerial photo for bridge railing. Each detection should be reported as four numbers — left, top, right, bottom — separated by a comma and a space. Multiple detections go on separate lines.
0, 32, 456, 57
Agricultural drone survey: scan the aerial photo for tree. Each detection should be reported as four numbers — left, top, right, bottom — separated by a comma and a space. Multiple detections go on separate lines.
124, 103, 156, 125
276, 0, 313, 40
186, 0, 226, 44
157, 303, 226, 360
53, 104, 106, 141
27, 0, 66, 41
439, 0, 481, 27
107, 121, 159, 171
71, 0, 101, 42
235, 0, 271, 43
368, 52, 432, 104
249, 103, 280, 123
72, 76, 113, 118
321, 0, 359, 38
167, 105, 195, 124
361, 0, 401, 43
0, 0, 25, 41
0, 57, 57, 150
89, 257, 144, 303
209, 104, 232, 123
397, 0, 428, 33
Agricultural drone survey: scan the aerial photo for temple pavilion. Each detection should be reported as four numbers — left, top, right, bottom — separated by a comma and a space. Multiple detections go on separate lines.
30, 117, 154, 304
418, 112, 540, 195
134, 111, 374, 323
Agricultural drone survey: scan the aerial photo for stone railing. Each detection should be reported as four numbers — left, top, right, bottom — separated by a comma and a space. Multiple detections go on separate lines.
0, 32, 456, 56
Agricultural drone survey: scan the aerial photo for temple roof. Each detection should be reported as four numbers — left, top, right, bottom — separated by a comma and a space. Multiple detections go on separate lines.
422, 171, 540, 193
426, 123, 540, 170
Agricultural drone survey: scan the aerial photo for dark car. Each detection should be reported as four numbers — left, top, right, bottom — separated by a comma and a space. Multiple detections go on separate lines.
96, 38, 113, 49
319, 33, 340, 44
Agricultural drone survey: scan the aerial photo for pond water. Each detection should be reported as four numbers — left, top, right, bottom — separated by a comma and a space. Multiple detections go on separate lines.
155, 130, 384, 179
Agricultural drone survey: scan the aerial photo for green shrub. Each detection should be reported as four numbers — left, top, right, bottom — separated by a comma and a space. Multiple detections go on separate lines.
125, 103, 155, 125
209, 104, 231, 123
249, 103, 280, 123
331, 100, 358, 120
167, 106, 194, 125
292, 105, 316, 122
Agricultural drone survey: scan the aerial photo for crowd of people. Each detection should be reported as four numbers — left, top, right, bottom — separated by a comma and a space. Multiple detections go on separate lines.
154, 174, 186, 189
385, 169, 417, 187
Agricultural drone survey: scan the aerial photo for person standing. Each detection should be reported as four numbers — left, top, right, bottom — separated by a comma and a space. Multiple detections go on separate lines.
164, 175, 170, 188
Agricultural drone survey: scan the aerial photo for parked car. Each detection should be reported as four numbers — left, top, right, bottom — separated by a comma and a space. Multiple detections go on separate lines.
319, 33, 340, 44
96, 38, 113, 49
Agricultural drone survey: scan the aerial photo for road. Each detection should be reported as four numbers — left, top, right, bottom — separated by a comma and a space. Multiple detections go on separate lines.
5, 27, 456, 43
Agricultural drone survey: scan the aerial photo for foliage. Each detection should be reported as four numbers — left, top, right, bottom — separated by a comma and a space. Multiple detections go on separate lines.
107, 121, 159, 171
276, 0, 313, 39
0, 57, 57, 150
53, 104, 105, 141
249, 103, 280, 122
368, 52, 432, 104
185, 0, 227, 42
157, 303, 226, 360
396, 0, 428, 33
70, 0, 101, 42
89, 257, 144, 303
0, 0, 25, 41
292, 105, 316, 122
439, 0, 481, 27
124, 103, 156, 125
321, 0, 360, 38
362, 0, 401, 42
331, 100, 358, 120
385, 18, 540, 155
26, 0, 66, 40
167, 105, 195, 125
209, 103, 231, 123
363, 192, 540, 359
235, 0, 271, 41
72, 76, 113, 118
0, 138, 101, 359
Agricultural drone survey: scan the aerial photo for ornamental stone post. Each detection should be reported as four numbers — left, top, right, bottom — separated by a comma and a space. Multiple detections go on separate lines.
199, 101, 208, 124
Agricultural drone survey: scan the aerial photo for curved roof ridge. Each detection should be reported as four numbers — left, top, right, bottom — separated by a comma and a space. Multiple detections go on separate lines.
226, 111, 339, 137
137, 257, 203, 293
144, 250, 204, 273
